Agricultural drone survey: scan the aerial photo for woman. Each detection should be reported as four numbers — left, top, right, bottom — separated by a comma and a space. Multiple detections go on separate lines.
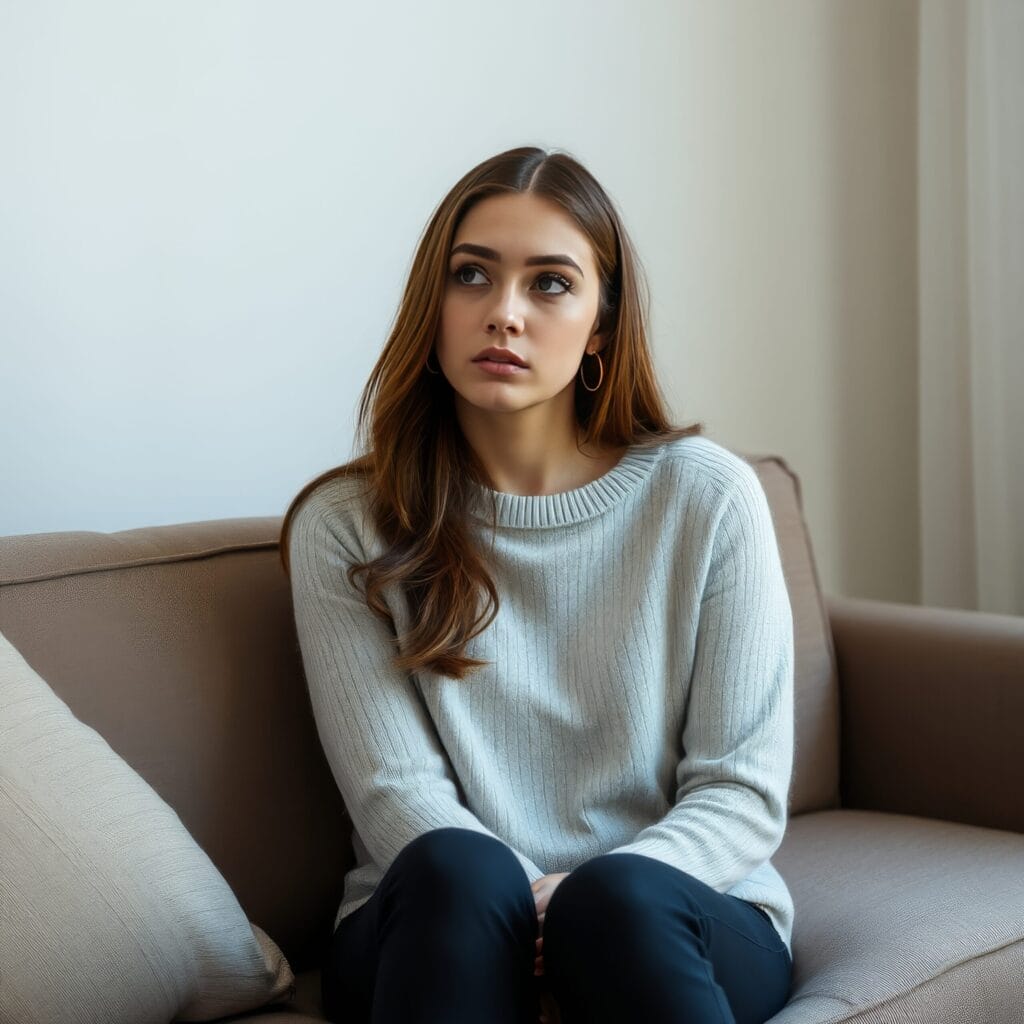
281, 145, 795, 1024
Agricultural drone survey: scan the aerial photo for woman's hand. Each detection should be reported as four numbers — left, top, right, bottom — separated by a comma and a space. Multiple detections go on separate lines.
531, 873, 569, 1024
531, 873, 570, 975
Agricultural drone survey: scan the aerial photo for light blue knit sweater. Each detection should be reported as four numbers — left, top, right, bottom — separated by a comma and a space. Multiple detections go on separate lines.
288, 434, 796, 956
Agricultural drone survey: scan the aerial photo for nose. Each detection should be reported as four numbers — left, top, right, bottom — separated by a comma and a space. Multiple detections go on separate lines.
486, 285, 526, 334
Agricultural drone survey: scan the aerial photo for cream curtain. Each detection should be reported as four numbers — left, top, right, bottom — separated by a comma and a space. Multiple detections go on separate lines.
918, 0, 1023, 615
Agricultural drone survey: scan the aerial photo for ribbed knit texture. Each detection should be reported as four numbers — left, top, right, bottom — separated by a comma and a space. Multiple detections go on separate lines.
288, 434, 796, 957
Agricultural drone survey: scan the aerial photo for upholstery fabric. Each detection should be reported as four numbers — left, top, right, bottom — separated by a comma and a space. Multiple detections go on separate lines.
0, 517, 350, 975
752, 456, 840, 818
769, 809, 1024, 1022
830, 594, 1024, 834
0, 631, 295, 1024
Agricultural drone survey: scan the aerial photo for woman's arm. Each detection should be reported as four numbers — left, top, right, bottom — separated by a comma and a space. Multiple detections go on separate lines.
289, 492, 546, 886
605, 462, 795, 890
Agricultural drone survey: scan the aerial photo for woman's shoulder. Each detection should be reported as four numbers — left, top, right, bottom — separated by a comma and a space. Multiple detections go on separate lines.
288, 468, 376, 558
654, 436, 781, 566
656, 434, 763, 502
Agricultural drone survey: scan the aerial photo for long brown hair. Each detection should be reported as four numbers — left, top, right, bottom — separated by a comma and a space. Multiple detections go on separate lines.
279, 145, 703, 679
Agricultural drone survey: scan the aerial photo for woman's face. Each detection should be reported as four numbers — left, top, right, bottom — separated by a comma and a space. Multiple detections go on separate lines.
436, 192, 604, 419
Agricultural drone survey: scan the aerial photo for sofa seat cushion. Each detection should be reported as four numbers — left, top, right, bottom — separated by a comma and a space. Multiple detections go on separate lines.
204, 813, 1024, 1024
770, 809, 1024, 1023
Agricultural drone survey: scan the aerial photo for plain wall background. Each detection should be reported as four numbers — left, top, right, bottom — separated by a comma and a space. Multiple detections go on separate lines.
0, 0, 919, 602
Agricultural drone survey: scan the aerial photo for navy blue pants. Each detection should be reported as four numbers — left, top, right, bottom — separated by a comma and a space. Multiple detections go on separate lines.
321, 827, 793, 1023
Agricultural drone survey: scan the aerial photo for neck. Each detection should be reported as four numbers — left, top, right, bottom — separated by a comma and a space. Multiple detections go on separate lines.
458, 414, 621, 498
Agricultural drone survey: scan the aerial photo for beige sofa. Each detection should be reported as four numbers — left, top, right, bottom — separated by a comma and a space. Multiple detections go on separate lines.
1, 451, 1022, 1024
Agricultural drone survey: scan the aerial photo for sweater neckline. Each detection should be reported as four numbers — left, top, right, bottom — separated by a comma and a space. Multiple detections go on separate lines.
467, 440, 669, 529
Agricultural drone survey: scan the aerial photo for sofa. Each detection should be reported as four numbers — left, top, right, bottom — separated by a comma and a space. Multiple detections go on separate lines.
1, 450, 1022, 1024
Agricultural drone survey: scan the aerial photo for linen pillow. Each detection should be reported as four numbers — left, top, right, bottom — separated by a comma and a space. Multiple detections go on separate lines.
0, 630, 296, 1024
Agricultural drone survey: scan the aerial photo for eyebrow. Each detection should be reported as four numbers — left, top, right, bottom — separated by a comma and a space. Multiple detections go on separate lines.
449, 242, 584, 278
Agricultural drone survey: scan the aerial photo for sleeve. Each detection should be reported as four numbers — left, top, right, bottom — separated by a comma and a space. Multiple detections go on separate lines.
604, 461, 795, 891
288, 491, 547, 886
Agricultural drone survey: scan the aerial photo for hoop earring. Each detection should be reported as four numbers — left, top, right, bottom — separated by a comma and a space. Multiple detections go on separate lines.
579, 350, 604, 392
425, 351, 440, 375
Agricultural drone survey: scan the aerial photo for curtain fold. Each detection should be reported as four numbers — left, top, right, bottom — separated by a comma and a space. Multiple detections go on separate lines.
918, 0, 1023, 615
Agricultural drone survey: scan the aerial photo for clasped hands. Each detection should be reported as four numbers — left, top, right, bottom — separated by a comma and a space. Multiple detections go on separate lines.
531, 872, 570, 976
531, 873, 569, 1024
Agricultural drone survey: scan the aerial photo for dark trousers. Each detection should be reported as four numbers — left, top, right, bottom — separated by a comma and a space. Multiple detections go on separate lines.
321, 827, 793, 1024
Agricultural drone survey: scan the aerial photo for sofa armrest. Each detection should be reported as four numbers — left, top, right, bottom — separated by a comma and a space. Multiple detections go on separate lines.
827, 593, 1024, 835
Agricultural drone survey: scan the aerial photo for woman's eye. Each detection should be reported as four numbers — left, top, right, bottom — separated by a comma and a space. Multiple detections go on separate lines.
454, 265, 486, 286
536, 273, 572, 295
451, 265, 573, 295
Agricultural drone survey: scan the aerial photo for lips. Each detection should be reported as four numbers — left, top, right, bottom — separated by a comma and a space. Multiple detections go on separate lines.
473, 347, 528, 367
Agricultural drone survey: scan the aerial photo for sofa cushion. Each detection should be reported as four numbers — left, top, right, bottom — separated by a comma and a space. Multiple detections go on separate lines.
770, 809, 1024, 1023
0, 630, 296, 1024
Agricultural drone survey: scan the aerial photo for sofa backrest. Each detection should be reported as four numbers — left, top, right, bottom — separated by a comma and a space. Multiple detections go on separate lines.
0, 518, 348, 973
0, 450, 838, 972
749, 453, 841, 815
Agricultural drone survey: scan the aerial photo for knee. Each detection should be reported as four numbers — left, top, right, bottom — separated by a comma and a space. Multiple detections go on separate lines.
392, 827, 526, 893
546, 854, 643, 923
546, 853, 701, 939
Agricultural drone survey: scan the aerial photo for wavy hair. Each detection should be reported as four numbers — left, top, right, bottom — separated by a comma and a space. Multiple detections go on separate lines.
279, 145, 703, 679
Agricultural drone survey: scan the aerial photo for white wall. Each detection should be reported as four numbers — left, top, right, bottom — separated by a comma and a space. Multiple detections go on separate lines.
0, 0, 920, 602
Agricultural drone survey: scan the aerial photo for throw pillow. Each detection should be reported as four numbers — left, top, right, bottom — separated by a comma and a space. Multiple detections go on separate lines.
0, 630, 296, 1024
